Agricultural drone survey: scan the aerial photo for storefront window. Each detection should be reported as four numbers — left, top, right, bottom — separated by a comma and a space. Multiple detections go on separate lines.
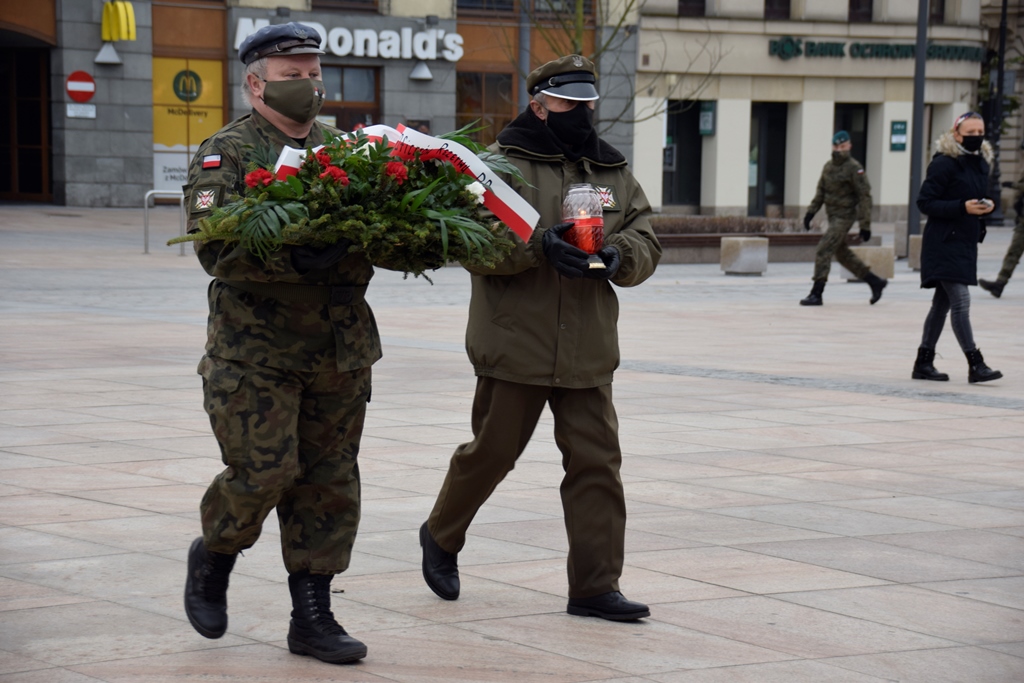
834, 103, 869, 168
456, 71, 515, 146
320, 66, 380, 132
748, 102, 787, 217
311, 0, 378, 9
764, 0, 789, 20
678, 0, 705, 17
929, 0, 945, 25
457, 0, 515, 11
849, 0, 872, 22
662, 100, 702, 208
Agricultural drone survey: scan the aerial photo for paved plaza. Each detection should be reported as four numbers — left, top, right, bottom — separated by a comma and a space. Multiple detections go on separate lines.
1, 204, 1023, 682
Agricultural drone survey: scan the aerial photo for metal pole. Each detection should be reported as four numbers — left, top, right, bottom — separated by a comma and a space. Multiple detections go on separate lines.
518, 0, 530, 113
179, 194, 186, 256
906, 0, 930, 250
986, 0, 1009, 226
144, 191, 151, 254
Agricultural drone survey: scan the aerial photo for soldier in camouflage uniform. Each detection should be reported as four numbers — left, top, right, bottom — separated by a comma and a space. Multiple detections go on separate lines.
979, 168, 1024, 298
182, 23, 372, 665
799, 130, 888, 306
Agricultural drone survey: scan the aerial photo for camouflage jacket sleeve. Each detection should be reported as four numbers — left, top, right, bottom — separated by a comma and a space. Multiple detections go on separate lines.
852, 163, 873, 227
807, 165, 826, 216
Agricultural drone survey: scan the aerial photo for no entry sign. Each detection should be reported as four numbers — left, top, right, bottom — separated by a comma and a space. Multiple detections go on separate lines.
66, 71, 96, 103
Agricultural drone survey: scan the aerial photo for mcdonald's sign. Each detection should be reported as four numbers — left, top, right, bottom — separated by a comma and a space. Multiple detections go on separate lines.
173, 71, 202, 103
101, 1, 137, 42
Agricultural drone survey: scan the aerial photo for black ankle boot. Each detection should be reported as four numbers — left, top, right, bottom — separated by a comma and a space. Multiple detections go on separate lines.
979, 279, 1005, 298
419, 522, 460, 600
287, 571, 367, 664
800, 280, 825, 306
912, 347, 949, 381
184, 536, 237, 639
864, 272, 887, 304
965, 348, 1003, 384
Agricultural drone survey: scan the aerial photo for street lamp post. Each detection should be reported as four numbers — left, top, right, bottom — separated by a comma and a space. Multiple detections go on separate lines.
986, 0, 1010, 226
907, 0, 930, 249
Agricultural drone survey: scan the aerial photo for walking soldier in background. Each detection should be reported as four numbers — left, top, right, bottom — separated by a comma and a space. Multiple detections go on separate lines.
979, 168, 1024, 298
182, 23, 374, 664
800, 130, 888, 306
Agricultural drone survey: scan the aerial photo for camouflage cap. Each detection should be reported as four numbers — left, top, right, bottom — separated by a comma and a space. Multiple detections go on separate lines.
527, 55, 599, 101
239, 22, 324, 65
832, 130, 851, 145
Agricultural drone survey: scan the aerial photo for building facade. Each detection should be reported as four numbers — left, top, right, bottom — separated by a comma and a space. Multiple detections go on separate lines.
1, 0, 627, 206
634, 0, 992, 219
1, 0, 1017, 216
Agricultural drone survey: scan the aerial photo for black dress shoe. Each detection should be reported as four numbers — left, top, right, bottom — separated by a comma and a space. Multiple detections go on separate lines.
419, 522, 459, 600
567, 591, 650, 621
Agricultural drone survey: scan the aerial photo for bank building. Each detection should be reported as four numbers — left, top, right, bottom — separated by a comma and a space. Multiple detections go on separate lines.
0, 0, 1018, 219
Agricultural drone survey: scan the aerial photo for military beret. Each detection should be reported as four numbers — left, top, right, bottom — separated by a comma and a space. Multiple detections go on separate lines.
527, 55, 599, 101
832, 130, 851, 145
239, 22, 324, 66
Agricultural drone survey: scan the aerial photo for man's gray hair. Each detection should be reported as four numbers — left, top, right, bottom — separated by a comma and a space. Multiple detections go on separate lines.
241, 57, 268, 106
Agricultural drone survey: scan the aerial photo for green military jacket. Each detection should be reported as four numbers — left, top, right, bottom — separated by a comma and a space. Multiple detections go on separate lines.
463, 110, 662, 389
183, 110, 381, 373
807, 152, 873, 227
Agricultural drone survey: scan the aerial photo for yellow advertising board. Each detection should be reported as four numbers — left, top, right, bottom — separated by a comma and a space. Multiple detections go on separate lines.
152, 58, 224, 191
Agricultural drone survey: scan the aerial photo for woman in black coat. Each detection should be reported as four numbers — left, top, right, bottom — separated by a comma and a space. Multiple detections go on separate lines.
913, 112, 1002, 383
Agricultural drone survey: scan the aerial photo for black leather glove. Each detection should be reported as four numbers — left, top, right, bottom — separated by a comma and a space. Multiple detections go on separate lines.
583, 245, 622, 280
542, 222, 589, 279
291, 239, 353, 273
859, 228, 872, 243
803, 213, 813, 231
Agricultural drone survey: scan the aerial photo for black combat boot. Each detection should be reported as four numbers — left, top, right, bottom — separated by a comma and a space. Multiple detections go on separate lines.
799, 280, 825, 306
864, 272, 887, 304
287, 571, 367, 664
419, 522, 460, 600
184, 536, 237, 639
912, 347, 949, 381
965, 348, 1003, 384
979, 279, 1005, 298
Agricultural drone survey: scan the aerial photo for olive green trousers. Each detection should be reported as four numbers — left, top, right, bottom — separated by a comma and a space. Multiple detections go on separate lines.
813, 216, 871, 282
427, 376, 625, 599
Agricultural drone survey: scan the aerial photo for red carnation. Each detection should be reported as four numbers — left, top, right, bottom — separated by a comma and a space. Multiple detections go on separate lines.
385, 161, 408, 185
315, 150, 333, 167
320, 165, 350, 186
244, 168, 274, 188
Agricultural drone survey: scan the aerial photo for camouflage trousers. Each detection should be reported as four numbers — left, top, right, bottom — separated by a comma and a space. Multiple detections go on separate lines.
996, 221, 1024, 283
428, 377, 625, 599
198, 354, 370, 575
812, 216, 871, 282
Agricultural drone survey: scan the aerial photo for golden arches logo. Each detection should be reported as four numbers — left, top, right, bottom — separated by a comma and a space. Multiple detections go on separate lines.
173, 71, 203, 103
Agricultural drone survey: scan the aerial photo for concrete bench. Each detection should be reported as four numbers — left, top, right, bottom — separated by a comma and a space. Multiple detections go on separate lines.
839, 245, 895, 280
720, 236, 768, 275
908, 234, 923, 271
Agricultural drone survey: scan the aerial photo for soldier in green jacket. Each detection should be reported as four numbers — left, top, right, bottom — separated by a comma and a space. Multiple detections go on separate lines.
799, 130, 888, 306
418, 55, 662, 622
181, 23, 371, 665
980, 168, 1024, 298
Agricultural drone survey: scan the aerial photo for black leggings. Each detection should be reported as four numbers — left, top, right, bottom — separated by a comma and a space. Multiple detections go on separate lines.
920, 281, 976, 353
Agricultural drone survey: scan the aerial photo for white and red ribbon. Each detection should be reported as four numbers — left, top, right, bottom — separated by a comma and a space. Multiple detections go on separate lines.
272, 125, 538, 242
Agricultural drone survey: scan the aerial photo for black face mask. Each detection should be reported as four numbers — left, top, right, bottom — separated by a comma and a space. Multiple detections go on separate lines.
960, 135, 984, 153
544, 103, 594, 147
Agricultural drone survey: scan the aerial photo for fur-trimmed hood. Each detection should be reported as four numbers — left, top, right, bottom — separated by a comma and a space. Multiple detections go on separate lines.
934, 131, 994, 165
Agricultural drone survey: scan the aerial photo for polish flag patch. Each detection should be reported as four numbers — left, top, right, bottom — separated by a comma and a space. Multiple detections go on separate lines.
202, 154, 222, 169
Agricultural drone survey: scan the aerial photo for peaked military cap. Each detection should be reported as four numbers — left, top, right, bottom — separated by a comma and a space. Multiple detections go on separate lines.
832, 130, 851, 145
527, 55, 599, 101
239, 22, 324, 65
